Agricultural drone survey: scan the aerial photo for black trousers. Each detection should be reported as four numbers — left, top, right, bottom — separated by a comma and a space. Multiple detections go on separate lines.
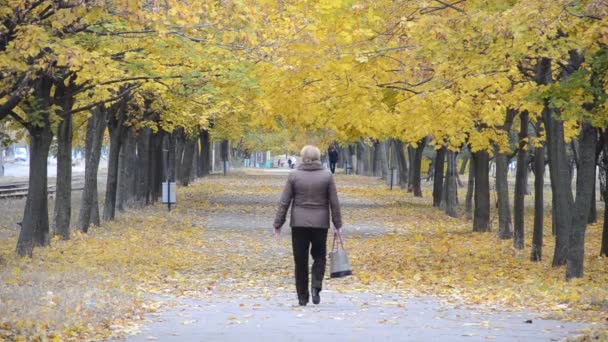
329, 161, 337, 174
291, 227, 328, 300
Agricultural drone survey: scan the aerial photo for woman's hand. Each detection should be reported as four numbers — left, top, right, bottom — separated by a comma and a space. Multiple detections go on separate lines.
274, 226, 281, 242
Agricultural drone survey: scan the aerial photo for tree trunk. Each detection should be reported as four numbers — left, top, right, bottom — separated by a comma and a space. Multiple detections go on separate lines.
117, 128, 136, 211
588, 161, 597, 224
199, 130, 211, 176
78, 107, 107, 233
444, 150, 459, 217
174, 129, 185, 179
180, 137, 196, 186
602, 131, 608, 256
149, 131, 163, 203
459, 154, 470, 175
135, 127, 152, 206
433, 147, 446, 207
394, 140, 408, 188
566, 124, 597, 279
409, 138, 426, 197
472, 150, 490, 232
53, 111, 73, 240
221, 139, 229, 175
102, 100, 127, 222
407, 146, 415, 192
496, 145, 513, 240
16, 121, 53, 256
513, 111, 529, 246
465, 155, 475, 220
531, 146, 545, 261
378, 141, 389, 180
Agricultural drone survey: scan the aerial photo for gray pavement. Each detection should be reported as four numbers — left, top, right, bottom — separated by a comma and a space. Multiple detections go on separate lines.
122, 292, 588, 342
118, 170, 592, 342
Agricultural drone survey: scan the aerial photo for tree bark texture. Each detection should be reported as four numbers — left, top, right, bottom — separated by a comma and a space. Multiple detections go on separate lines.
394, 140, 408, 188
102, 99, 128, 221
433, 147, 446, 207
135, 127, 152, 206
199, 130, 211, 177
444, 150, 459, 218
409, 138, 426, 197
16, 78, 53, 257
513, 110, 528, 246
566, 124, 597, 279
78, 107, 107, 233
117, 128, 136, 211
472, 150, 490, 232
531, 146, 545, 262
16, 122, 53, 256
180, 137, 196, 186
536, 57, 574, 267
465, 155, 475, 220
495, 145, 513, 240
53, 107, 73, 240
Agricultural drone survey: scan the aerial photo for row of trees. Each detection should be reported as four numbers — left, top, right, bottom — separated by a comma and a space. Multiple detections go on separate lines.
0, 1, 268, 256
250, 0, 608, 280
1, 1, 607, 281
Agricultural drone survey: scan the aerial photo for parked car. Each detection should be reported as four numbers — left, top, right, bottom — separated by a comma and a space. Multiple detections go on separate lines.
14, 147, 27, 162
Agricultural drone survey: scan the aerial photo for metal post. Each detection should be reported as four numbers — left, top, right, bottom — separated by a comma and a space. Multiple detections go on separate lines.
163, 147, 171, 212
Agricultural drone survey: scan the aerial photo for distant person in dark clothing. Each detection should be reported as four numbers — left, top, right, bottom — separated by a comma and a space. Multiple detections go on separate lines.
328, 146, 339, 174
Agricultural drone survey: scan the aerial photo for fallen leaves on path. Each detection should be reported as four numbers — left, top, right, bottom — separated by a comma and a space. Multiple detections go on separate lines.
0, 172, 606, 340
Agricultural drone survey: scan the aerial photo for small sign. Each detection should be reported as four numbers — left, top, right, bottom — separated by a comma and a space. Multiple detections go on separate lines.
162, 182, 176, 204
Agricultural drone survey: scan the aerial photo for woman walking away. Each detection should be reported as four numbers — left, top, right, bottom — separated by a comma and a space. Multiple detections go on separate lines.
274, 145, 343, 306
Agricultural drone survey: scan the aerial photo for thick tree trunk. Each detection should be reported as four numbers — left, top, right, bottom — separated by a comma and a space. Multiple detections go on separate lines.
53, 111, 73, 240
495, 145, 513, 240
378, 141, 389, 180
409, 138, 426, 197
472, 150, 490, 232
78, 107, 107, 233
513, 111, 529, 246
407, 146, 415, 192
180, 137, 196, 186
465, 155, 475, 220
444, 150, 459, 217
149, 131, 163, 203
433, 147, 446, 207
199, 130, 211, 176
221, 139, 229, 175
102, 100, 127, 222
531, 146, 545, 261
602, 131, 608, 257
174, 129, 185, 179
536, 57, 574, 267
566, 124, 597, 279
167, 133, 176, 183
135, 127, 152, 206
588, 162, 597, 224
394, 140, 408, 189
117, 128, 136, 211
16, 121, 53, 256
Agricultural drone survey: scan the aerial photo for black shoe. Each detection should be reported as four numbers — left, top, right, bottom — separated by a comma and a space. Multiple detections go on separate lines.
298, 295, 308, 306
312, 288, 321, 305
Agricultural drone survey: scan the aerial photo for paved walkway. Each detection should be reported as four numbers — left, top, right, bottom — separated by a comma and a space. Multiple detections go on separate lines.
119, 170, 589, 341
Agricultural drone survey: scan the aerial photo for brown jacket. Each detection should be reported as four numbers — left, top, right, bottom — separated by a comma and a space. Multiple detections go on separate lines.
274, 161, 342, 229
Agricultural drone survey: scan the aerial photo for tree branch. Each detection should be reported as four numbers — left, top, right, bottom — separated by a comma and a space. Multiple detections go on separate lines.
69, 83, 141, 114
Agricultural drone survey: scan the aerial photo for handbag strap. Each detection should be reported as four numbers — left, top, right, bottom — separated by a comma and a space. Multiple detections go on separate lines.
331, 229, 345, 252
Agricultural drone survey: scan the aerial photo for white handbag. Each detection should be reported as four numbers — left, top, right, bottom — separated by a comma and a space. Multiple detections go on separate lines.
329, 230, 353, 278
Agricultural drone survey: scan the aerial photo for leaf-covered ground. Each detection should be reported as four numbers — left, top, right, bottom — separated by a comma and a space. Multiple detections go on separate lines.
0, 171, 607, 340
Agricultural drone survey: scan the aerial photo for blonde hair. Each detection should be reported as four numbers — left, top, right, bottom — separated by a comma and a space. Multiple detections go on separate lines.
300, 145, 321, 163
